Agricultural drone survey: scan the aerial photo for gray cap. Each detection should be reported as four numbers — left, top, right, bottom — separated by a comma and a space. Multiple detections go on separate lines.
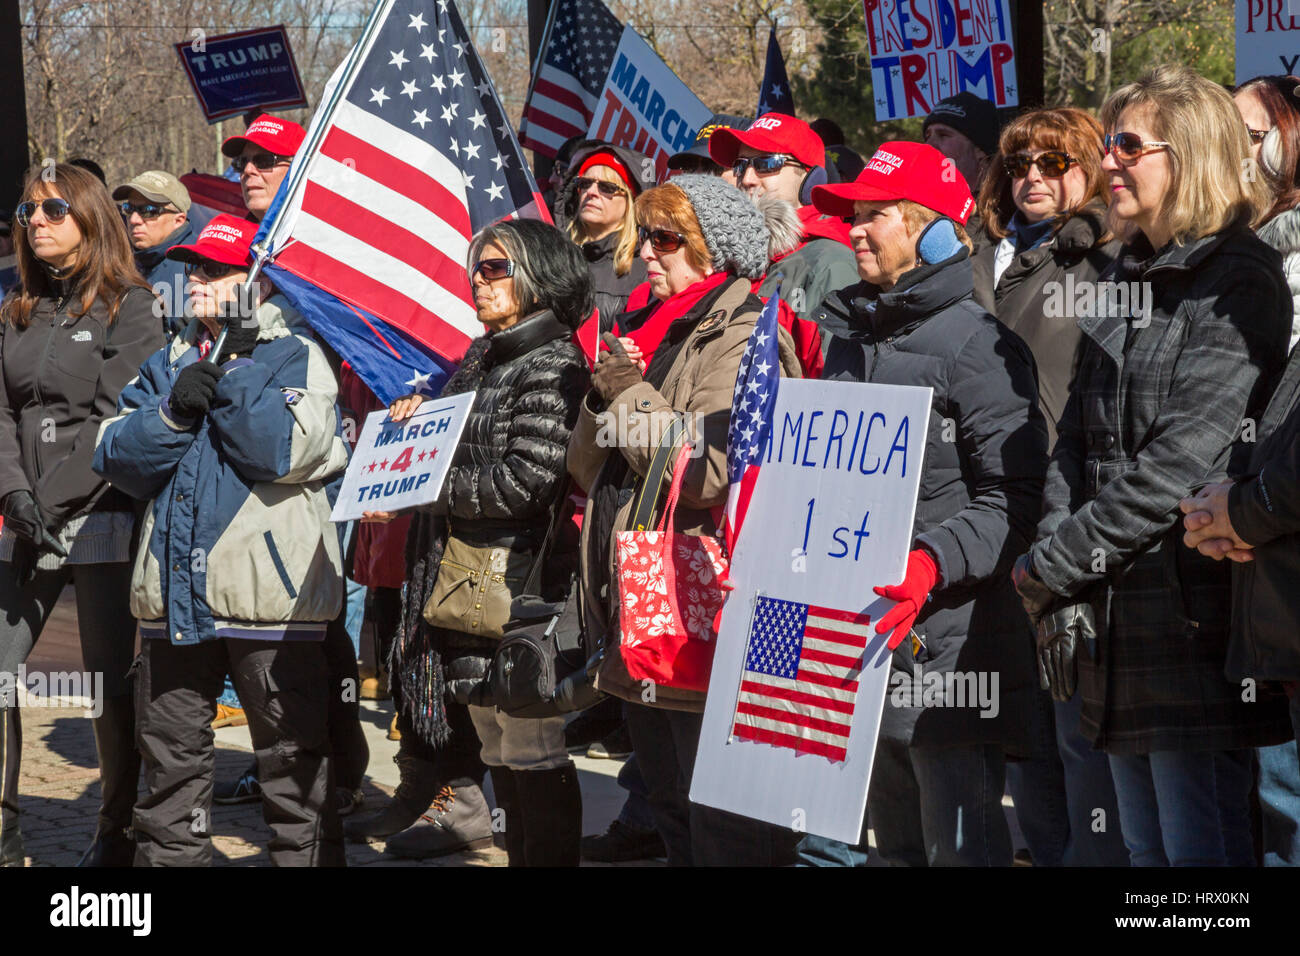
666, 173, 769, 280
111, 170, 191, 213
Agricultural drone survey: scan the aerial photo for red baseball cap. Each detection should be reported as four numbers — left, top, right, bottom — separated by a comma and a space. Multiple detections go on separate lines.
221, 115, 306, 159
810, 141, 974, 225
166, 214, 258, 267
708, 112, 825, 170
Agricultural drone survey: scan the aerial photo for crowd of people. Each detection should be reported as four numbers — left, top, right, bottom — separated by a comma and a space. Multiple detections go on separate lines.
1, 60, 1299, 868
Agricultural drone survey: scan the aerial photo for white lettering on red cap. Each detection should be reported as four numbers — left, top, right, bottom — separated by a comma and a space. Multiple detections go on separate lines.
200, 223, 245, 244
960, 197, 973, 219
247, 119, 285, 135
751, 117, 783, 132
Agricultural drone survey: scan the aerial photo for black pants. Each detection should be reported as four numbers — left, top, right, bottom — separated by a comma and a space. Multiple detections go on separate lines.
323, 605, 367, 792
133, 636, 344, 866
0, 562, 138, 841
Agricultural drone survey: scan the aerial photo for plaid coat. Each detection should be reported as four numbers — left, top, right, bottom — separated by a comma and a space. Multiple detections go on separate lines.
1027, 225, 1295, 753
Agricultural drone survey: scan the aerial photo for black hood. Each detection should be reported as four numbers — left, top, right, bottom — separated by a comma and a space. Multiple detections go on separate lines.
846, 250, 976, 338
555, 143, 656, 231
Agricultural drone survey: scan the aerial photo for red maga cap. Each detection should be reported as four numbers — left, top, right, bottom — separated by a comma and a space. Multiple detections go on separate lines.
708, 112, 825, 170
221, 115, 307, 159
166, 214, 258, 267
810, 141, 974, 225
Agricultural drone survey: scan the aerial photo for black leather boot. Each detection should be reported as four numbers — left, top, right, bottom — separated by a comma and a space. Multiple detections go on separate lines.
344, 734, 442, 843
516, 761, 582, 867
489, 766, 525, 866
78, 695, 139, 867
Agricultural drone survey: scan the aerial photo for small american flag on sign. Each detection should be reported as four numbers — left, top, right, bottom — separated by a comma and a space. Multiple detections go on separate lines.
731, 595, 872, 763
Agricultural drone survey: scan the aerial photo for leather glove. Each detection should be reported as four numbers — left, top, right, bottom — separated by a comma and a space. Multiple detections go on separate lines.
592, 332, 644, 403
873, 548, 939, 650
1036, 600, 1097, 702
168, 361, 224, 420
216, 318, 260, 364
3, 490, 66, 584
1012, 553, 1057, 628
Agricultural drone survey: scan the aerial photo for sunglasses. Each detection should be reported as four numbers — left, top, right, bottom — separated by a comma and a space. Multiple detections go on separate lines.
185, 258, 240, 280
15, 198, 71, 227
1247, 127, 1271, 144
1104, 132, 1172, 163
638, 226, 687, 254
231, 152, 291, 173
574, 176, 625, 198
732, 154, 801, 178
472, 258, 515, 281
1004, 150, 1078, 178
119, 201, 178, 220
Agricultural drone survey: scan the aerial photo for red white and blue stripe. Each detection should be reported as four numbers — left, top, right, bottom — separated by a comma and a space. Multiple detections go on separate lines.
723, 291, 781, 553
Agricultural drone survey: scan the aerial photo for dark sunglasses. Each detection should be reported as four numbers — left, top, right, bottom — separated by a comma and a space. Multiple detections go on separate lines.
15, 198, 71, 227
184, 258, 240, 280
637, 226, 687, 254
1247, 127, 1271, 144
1104, 132, 1172, 163
472, 258, 515, 281
574, 176, 625, 198
119, 201, 178, 220
733, 154, 800, 178
231, 152, 291, 173
1004, 150, 1077, 179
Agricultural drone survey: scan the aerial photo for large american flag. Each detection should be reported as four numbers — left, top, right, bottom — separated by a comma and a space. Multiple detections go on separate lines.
518, 0, 623, 157
730, 596, 872, 763
723, 293, 781, 553
259, 0, 546, 380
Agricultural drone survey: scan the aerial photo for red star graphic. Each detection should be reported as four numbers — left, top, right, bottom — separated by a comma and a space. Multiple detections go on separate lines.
366, 462, 377, 473
427, 447, 438, 460
416, 450, 428, 463
379, 459, 389, 470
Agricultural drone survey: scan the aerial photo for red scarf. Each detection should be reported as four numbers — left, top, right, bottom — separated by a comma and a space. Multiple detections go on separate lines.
626, 272, 730, 363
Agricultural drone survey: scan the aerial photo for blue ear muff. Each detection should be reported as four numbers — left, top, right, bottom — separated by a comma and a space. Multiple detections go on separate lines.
916, 217, 964, 265
799, 164, 829, 206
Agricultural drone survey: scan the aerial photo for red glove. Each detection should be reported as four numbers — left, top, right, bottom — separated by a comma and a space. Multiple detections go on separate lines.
873, 548, 939, 650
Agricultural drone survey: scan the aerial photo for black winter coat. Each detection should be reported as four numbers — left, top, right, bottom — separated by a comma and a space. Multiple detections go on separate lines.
1027, 226, 1294, 752
0, 280, 163, 527
819, 251, 1048, 749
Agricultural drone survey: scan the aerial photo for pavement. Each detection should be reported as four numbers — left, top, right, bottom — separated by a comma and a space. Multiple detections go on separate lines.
11, 587, 1025, 867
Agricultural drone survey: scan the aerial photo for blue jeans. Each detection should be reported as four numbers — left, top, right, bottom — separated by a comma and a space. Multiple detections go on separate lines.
868, 736, 1012, 866
1108, 748, 1255, 866
1005, 688, 1069, 866
1258, 692, 1300, 867
1053, 693, 1129, 866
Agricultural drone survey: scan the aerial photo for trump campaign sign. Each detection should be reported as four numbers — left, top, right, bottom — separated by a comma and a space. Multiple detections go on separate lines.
1236, 0, 1300, 82
175, 25, 308, 123
587, 28, 713, 181
863, 0, 1018, 121
690, 378, 932, 844
331, 392, 474, 522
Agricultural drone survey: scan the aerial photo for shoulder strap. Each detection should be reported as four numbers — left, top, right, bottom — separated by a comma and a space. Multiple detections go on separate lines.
628, 416, 688, 531
522, 478, 573, 595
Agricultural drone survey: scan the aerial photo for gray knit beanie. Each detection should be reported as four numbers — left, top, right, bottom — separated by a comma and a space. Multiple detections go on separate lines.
667, 173, 769, 280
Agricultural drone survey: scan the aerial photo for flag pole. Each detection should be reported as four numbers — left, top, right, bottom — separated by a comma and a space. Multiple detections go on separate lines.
519, 0, 562, 153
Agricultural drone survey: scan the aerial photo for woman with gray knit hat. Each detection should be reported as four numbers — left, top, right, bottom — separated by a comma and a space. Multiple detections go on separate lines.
567, 174, 803, 866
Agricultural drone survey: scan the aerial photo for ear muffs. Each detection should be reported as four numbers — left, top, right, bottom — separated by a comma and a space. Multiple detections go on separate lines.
799, 164, 829, 206
916, 217, 964, 265
1262, 126, 1284, 179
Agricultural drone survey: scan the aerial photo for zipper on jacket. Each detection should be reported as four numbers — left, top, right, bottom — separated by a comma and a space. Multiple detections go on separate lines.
29, 298, 68, 479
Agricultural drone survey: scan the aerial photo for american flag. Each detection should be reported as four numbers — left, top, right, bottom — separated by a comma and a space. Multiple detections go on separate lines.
518, 0, 624, 157
730, 595, 872, 763
723, 292, 781, 553
256, 0, 546, 399
757, 27, 794, 116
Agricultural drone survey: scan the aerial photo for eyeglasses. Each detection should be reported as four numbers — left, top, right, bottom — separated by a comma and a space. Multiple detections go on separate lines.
1004, 150, 1078, 179
574, 176, 625, 198
637, 226, 687, 254
1103, 132, 1172, 163
732, 154, 801, 179
119, 201, 179, 220
231, 152, 291, 173
1247, 127, 1271, 144
472, 258, 515, 281
185, 258, 240, 280
15, 198, 71, 227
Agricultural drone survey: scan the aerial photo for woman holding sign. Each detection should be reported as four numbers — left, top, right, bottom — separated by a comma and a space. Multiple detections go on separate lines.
569, 174, 803, 866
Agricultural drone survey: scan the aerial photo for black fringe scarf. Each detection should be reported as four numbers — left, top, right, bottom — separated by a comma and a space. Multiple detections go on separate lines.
388, 335, 494, 748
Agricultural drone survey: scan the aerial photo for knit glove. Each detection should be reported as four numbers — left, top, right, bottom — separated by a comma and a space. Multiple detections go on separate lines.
873, 548, 939, 650
217, 319, 260, 364
592, 332, 644, 403
168, 361, 224, 420
1012, 553, 1057, 628
1036, 600, 1097, 702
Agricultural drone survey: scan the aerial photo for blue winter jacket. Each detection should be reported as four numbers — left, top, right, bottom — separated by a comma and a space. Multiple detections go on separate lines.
92, 295, 350, 645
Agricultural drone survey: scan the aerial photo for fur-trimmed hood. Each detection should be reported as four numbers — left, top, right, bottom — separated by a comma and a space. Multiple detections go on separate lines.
1258, 206, 1300, 257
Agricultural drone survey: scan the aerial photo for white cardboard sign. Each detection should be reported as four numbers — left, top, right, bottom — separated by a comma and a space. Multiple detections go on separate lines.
689, 378, 932, 844
331, 392, 474, 522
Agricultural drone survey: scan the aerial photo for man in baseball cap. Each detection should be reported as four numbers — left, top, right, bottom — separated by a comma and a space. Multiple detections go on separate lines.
922, 92, 999, 196
222, 114, 307, 222
666, 112, 750, 181
113, 170, 195, 334
706, 112, 858, 321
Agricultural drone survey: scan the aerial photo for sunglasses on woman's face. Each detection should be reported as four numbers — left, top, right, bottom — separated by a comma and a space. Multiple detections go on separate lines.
16, 198, 71, 227
185, 258, 240, 281
472, 258, 515, 281
638, 226, 687, 255
732, 154, 799, 178
1104, 132, 1172, 163
574, 176, 625, 198
119, 201, 178, 220
1004, 150, 1077, 179
1247, 127, 1271, 144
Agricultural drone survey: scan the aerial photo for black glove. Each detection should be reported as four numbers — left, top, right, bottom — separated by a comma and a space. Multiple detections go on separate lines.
3, 490, 66, 584
169, 361, 224, 420
216, 318, 260, 364
592, 332, 644, 403
1036, 600, 1097, 702
1012, 553, 1057, 628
